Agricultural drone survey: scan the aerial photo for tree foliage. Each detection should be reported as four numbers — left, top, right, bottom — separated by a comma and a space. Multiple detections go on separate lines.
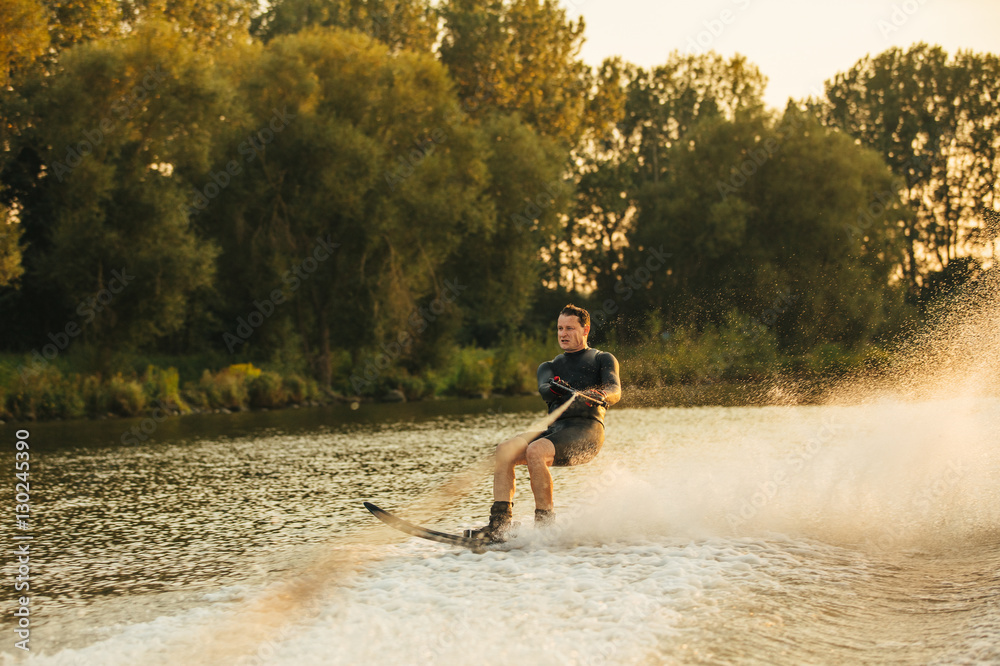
255, 0, 438, 52
438, 0, 588, 146
0, 215, 24, 288
44, 0, 123, 51
0, 0, 995, 386
445, 112, 570, 345
0, 0, 49, 86
571, 53, 766, 294
121, 0, 259, 45
3, 24, 222, 363
821, 44, 1000, 293
205, 28, 490, 382
622, 107, 909, 349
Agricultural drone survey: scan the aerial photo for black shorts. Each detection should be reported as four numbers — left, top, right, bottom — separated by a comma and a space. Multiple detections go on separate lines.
533, 418, 605, 467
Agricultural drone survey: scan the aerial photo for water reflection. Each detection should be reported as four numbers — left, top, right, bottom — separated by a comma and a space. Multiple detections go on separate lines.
2, 397, 998, 665
0, 399, 538, 611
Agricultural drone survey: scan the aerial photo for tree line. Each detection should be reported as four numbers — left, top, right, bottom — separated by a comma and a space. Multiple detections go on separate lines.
1, 0, 998, 391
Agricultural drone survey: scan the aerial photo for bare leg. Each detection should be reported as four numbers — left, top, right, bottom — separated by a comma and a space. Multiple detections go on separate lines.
493, 433, 530, 503
525, 438, 556, 511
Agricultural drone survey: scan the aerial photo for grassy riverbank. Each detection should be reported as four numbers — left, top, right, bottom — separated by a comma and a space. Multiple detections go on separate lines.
0, 334, 891, 423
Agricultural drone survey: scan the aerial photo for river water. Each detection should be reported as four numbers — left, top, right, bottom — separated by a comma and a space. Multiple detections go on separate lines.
1, 392, 998, 665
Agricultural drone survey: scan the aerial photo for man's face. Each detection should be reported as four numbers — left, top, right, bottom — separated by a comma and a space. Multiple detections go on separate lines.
557, 314, 589, 352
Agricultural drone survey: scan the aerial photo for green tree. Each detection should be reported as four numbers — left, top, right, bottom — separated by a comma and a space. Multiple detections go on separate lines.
625, 107, 909, 350
44, 0, 123, 51
205, 28, 489, 384
751, 110, 909, 348
821, 44, 1000, 294
572, 145, 636, 296
553, 56, 628, 294
120, 0, 259, 45
0, 216, 23, 288
620, 52, 767, 186
0, 0, 49, 86
254, 0, 438, 52
0, 0, 40, 285
438, 0, 588, 146
445, 112, 570, 345
5, 23, 222, 365
438, 3, 635, 304
624, 109, 770, 327
569, 52, 766, 297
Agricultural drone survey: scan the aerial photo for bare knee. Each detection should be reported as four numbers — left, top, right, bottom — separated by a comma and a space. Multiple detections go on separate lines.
496, 436, 528, 466
525, 439, 555, 469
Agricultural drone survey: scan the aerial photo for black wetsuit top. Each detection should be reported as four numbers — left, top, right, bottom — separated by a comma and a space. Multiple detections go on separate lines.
537, 347, 621, 425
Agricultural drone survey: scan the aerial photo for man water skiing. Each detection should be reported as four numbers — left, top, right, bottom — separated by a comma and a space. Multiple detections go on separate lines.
471, 304, 621, 543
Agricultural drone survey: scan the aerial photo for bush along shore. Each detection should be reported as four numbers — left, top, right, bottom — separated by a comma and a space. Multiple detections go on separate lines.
0, 363, 326, 423
0, 332, 893, 425
0, 348, 540, 423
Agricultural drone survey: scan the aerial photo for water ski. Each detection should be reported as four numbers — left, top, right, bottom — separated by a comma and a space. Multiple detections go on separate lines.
364, 501, 503, 553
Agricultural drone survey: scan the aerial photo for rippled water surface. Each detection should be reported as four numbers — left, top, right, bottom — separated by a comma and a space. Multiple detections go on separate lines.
2, 396, 998, 665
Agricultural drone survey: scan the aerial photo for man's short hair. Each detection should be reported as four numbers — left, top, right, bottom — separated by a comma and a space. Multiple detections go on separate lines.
560, 304, 590, 328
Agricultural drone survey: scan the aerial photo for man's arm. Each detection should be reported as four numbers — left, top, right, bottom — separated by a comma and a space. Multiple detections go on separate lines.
537, 361, 559, 404
597, 352, 621, 407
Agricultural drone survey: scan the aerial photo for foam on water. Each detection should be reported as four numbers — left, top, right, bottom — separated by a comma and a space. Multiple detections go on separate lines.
17, 537, 774, 666
265, 539, 765, 665
563, 398, 1000, 552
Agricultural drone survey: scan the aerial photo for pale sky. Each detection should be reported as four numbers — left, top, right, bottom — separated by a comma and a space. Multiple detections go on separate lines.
560, 0, 1000, 110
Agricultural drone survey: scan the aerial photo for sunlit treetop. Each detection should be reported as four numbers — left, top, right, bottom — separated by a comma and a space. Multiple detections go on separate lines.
0, 0, 50, 86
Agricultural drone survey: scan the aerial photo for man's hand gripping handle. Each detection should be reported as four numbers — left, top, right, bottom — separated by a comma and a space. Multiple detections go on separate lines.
550, 376, 608, 407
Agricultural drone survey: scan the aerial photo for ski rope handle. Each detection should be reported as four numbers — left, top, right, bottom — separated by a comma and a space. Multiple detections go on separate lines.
551, 376, 608, 407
